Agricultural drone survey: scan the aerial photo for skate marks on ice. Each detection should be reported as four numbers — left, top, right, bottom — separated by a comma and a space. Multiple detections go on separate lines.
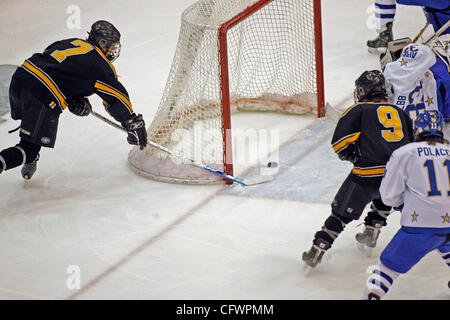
225, 117, 352, 203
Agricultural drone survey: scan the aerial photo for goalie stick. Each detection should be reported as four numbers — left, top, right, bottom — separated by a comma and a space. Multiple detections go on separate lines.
412, 8, 431, 43
90, 110, 274, 186
424, 20, 450, 45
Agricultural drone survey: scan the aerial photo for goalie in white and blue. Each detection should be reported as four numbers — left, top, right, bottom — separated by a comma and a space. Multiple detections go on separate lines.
383, 43, 450, 121
362, 110, 450, 300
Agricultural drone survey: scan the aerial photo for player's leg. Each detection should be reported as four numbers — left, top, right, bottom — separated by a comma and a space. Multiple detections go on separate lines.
367, 0, 396, 54
0, 95, 61, 179
356, 198, 392, 248
437, 234, 450, 267
302, 175, 374, 267
0, 139, 40, 175
362, 260, 399, 300
438, 236, 450, 289
362, 228, 447, 299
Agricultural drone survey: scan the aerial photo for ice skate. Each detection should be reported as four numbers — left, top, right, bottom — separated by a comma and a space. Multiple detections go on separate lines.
356, 220, 384, 257
367, 22, 393, 55
302, 239, 330, 273
368, 292, 380, 300
21, 154, 39, 180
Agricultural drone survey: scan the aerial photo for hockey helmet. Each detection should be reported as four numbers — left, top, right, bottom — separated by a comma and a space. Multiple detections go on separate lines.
354, 70, 389, 103
88, 20, 121, 62
413, 110, 444, 138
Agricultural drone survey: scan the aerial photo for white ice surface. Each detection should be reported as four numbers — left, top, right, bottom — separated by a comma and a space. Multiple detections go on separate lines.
0, 0, 448, 300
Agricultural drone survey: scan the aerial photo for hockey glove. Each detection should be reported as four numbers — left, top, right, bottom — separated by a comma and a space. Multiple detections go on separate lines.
338, 143, 361, 164
67, 97, 92, 117
122, 113, 147, 150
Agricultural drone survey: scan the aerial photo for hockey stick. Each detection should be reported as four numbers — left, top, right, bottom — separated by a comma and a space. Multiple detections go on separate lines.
90, 110, 274, 186
412, 9, 431, 43
424, 20, 450, 45
412, 21, 430, 43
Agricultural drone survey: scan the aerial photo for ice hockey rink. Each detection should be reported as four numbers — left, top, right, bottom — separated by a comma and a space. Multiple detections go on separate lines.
0, 0, 449, 300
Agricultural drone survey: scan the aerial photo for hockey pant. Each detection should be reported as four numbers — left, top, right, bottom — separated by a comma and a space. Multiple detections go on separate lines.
313, 174, 391, 247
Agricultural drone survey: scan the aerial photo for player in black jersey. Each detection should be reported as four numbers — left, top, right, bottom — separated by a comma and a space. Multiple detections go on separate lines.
0, 20, 147, 180
302, 70, 414, 269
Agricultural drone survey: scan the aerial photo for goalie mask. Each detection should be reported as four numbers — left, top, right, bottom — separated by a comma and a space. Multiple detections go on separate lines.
354, 70, 390, 103
88, 20, 121, 62
413, 110, 444, 138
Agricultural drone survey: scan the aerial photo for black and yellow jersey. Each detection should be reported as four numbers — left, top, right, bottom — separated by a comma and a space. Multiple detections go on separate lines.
332, 102, 413, 186
16, 38, 133, 123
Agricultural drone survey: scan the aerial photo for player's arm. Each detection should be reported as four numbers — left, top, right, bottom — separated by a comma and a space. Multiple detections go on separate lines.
331, 105, 362, 163
379, 152, 406, 207
94, 78, 133, 123
94, 77, 147, 149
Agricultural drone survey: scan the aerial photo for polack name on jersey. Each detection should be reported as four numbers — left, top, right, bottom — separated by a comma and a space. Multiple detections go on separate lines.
417, 146, 450, 157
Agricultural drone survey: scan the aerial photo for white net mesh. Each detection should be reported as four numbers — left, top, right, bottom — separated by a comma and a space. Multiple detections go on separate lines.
129, 0, 321, 184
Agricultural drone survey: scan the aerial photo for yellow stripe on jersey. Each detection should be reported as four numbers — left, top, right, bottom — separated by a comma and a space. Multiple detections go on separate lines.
22, 60, 68, 110
95, 81, 133, 112
93, 46, 117, 79
332, 132, 361, 153
340, 103, 359, 117
352, 166, 386, 177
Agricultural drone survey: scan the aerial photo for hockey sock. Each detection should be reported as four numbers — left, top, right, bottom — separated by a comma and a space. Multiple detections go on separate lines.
363, 261, 399, 299
0, 154, 5, 173
364, 199, 391, 226
0, 140, 40, 171
314, 214, 353, 247
18, 140, 41, 164
374, 1, 396, 34
439, 248, 450, 267
0, 147, 25, 171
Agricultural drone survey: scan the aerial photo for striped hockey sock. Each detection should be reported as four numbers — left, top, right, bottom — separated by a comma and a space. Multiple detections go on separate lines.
439, 249, 450, 267
375, 0, 396, 33
363, 261, 399, 299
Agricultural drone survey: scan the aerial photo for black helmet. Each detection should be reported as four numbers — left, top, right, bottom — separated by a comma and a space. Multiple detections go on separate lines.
354, 70, 389, 103
88, 20, 121, 62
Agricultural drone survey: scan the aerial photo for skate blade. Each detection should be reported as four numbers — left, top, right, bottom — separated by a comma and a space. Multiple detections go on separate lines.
356, 242, 373, 257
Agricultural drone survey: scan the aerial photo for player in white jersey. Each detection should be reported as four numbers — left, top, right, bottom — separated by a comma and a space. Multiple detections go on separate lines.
362, 110, 450, 300
383, 43, 439, 122
367, 0, 396, 54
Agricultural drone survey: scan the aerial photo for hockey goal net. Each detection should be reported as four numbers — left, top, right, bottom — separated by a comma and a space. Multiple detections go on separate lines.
129, 0, 324, 184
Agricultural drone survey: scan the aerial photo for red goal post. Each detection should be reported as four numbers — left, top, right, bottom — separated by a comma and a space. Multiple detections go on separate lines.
219, 0, 325, 176
129, 0, 325, 184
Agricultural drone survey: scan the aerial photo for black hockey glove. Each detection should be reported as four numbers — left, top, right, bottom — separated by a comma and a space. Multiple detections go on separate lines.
121, 113, 147, 150
338, 143, 361, 164
67, 97, 92, 117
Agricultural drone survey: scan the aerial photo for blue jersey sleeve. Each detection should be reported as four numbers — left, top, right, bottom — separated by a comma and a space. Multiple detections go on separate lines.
430, 58, 450, 119
396, 0, 450, 10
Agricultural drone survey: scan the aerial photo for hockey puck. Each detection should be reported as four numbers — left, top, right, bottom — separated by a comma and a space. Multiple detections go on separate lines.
267, 161, 278, 168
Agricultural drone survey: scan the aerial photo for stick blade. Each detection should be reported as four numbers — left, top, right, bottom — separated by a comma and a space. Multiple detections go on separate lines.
242, 175, 274, 186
